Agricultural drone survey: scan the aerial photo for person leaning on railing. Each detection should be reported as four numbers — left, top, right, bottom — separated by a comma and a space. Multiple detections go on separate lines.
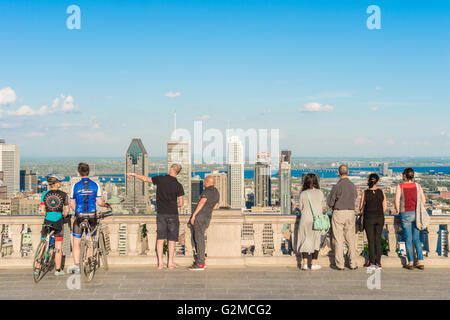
359, 173, 387, 270
395, 168, 426, 270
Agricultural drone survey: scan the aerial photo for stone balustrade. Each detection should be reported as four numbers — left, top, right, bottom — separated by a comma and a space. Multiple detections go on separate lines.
1, 211, 449, 267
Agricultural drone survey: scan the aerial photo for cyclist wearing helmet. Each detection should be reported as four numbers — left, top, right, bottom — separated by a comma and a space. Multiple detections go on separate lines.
69, 163, 110, 273
38, 174, 69, 276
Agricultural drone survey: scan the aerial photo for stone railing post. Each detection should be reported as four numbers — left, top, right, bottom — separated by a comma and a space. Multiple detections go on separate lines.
108, 223, 120, 256
253, 223, 264, 256
10, 224, 23, 258
427, 224, 439, 258
146, 221, 157, 256
272, 222, 283, 256
29, 224, 42, 254
387, 219, 398, 257
128, 223, 140, 256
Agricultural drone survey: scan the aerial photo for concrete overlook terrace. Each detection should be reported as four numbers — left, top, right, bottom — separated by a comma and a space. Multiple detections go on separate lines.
1, 211, 450, 299
0, 266, 449, 300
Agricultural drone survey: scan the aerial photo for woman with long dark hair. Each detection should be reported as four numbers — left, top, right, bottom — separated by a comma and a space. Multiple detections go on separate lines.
297, 173, 326, 270
359, 173, 387, 270
395, 168, 426, 270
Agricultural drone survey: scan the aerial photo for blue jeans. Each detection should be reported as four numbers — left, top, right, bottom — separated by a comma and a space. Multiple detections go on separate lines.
400, 211, 424, 263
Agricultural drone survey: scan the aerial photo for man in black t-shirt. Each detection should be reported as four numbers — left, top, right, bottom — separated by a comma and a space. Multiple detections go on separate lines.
188, 175, 220, 270
127, 163, 184, 269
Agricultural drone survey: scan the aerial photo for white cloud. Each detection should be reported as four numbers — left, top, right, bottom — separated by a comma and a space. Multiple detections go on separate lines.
7, 94, 77, 117
299, 102, 334, 112
441, 130, 450, 138
51, 94, 76, 113
376, 86, 382, 91
260, 109, 272, 115
368, 106, 379, 111
164, 91, 181, 98
8, 105, 49, 116
91, 123, 101, 129
198, 114, 210, 120
0, 87, 17, 105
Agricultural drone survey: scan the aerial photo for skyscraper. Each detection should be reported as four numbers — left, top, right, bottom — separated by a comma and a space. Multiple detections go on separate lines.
254, 152, 271, 207
227, 136, 244, 209
167, 140, 191, 214
206, 171, 227, 208
0, 140, 20, 198
0, 171, 7, 200
279, 150, 292, 214
123, 138, 150, 214
20, 170, 37, 194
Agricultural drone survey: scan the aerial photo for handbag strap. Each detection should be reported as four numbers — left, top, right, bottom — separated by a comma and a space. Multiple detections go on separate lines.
415, 183, 421, 205
306, 190, 316, 217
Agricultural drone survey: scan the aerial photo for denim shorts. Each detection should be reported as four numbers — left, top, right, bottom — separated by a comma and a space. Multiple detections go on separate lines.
156, 214, 180, 241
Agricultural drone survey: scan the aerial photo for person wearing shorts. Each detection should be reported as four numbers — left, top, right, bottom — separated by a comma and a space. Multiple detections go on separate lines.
38, 174, 69, 276
127, 163, 184, 269
69, 163, 110, 273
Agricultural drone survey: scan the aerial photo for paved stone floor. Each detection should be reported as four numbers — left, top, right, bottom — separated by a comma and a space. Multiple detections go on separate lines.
0, 266, 449, 300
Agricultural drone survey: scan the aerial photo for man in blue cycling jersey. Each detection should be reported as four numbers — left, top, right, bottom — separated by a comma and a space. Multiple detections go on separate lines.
69, 162, 110, 273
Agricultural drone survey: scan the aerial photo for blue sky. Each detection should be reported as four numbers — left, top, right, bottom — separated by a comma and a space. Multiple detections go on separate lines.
0, 0, 449, 158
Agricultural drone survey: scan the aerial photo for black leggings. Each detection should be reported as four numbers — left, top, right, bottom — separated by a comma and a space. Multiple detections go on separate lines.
301, 250, 319, 260
364, 216, 385, 264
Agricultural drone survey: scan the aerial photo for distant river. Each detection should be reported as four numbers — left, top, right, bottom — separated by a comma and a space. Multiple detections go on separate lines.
39, 166, 450, 183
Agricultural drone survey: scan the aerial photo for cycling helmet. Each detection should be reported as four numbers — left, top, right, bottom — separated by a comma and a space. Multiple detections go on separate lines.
46, 173, 65, 185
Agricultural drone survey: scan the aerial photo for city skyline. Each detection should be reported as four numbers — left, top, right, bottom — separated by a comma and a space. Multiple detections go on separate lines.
0, 1, 449, 158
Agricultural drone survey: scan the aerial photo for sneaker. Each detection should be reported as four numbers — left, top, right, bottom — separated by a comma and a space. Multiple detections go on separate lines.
311, 265, 322, 271
188, 263, 206, 271
301, 264, 308, 270
376, 263, 382, 270
55, 270, 65, 276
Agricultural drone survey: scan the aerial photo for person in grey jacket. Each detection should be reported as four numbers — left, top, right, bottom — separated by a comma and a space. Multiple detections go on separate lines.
327, 165, 358, 270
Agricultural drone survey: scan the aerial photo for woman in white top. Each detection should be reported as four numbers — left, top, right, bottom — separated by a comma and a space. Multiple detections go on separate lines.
297, 173, 326, 270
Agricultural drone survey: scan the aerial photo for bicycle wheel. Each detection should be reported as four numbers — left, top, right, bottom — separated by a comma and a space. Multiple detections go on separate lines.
80, 239, 96, 282
32, 240, 47, 283
98, 232, 109, 271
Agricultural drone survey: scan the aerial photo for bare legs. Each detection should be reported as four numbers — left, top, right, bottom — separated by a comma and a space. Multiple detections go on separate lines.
156, 239, 177, 269
73, 237, 81, 264
55, 241, 63, 270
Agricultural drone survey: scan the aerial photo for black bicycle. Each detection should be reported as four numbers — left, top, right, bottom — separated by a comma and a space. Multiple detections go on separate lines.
32, 224, 56, 283
79, 210, 112, 282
